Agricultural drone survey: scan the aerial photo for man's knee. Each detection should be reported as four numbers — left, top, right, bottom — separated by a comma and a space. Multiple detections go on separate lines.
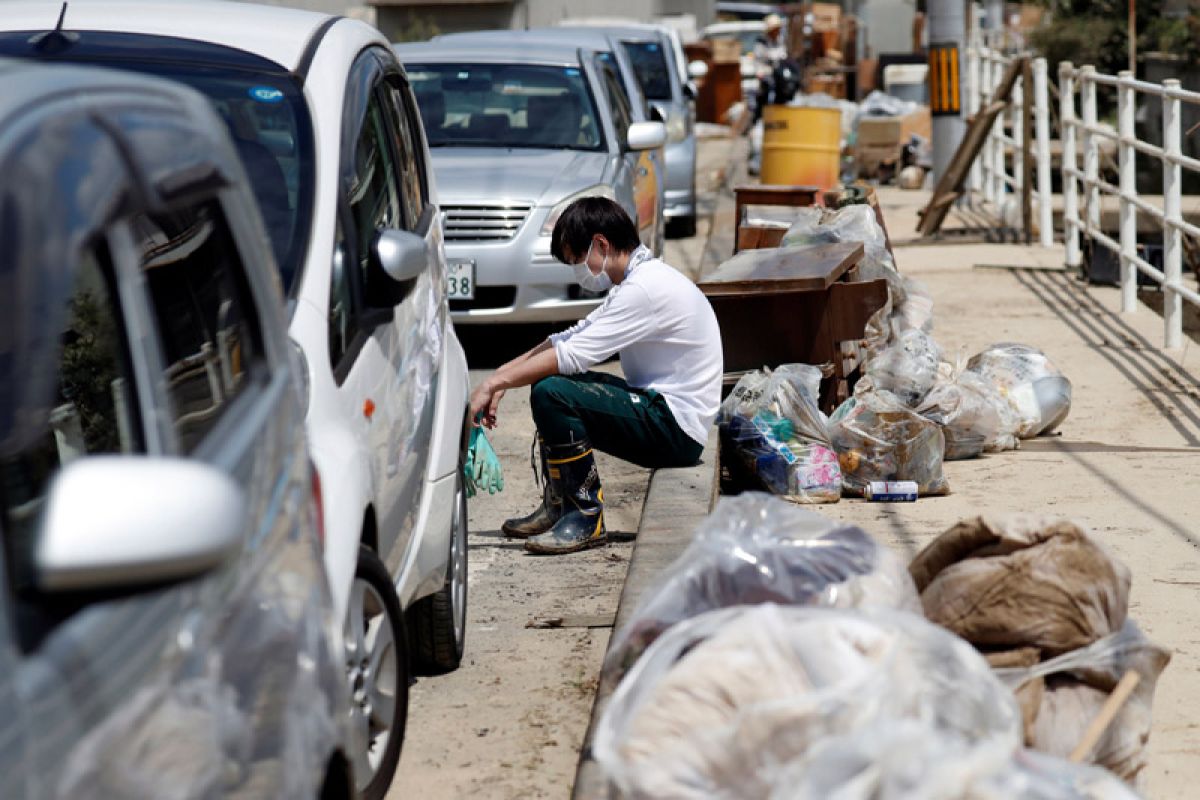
530, 376, 574, 413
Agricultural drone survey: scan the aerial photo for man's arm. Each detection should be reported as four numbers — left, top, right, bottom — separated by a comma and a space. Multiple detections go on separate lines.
469, 345, 559, 428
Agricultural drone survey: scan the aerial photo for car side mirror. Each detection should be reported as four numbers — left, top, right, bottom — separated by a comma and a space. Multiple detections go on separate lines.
35, 457, 245, 593
364, 228, 426, 312
687, 60, 709, 80
625, 121, 667, 152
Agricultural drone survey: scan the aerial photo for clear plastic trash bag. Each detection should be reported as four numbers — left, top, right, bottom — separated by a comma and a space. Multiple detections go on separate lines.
600, 493, 919, 687
718, 365, 842, 503
965, 343, 1072, 438
996, 621, 1170, 790
918, 360, 1022, 459
829, 389, 950, 496
594, 604, 1023, 800
856, 328, 941, 407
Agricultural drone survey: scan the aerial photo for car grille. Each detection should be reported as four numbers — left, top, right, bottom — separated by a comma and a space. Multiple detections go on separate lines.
450, 286, 517, 311
442, 203, 534, 242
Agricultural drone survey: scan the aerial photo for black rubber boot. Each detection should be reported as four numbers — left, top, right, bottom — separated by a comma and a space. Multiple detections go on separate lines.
501, 438, 561, 538
525, 441, 606, 555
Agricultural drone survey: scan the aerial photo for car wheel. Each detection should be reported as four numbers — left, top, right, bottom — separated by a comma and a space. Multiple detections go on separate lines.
346, 545, 408, 800
410, 458, 468, 674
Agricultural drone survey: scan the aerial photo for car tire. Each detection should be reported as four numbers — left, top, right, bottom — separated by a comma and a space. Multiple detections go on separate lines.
346, 545, 409, 800
410, 459, 468, 674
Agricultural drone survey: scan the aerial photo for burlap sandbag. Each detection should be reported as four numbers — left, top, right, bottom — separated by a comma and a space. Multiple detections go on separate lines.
910, 516, 1130, 656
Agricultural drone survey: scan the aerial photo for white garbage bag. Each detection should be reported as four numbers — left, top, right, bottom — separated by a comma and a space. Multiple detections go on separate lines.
965, 343, 1072, 437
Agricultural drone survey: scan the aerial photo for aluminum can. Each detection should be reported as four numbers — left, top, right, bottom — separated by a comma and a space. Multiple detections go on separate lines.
865, 480, 919, 501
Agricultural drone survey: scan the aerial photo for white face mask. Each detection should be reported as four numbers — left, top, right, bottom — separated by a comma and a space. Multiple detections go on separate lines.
571, 239, 612, 293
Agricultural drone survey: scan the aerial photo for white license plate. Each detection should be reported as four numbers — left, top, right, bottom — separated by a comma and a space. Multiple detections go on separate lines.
447, 259, 475, 300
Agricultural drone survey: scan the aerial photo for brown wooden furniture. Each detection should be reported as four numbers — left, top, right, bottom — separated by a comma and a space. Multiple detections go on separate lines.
733, 184, 821, 254
699, 241, 889, 412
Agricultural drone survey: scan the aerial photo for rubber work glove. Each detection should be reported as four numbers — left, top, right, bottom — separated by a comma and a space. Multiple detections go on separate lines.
464, 424, 504, 498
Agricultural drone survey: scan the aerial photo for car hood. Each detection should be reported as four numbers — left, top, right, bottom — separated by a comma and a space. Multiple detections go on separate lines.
429, 148, 612, 207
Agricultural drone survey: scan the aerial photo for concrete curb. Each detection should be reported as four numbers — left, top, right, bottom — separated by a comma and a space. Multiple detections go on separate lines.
570, 427, 721, 799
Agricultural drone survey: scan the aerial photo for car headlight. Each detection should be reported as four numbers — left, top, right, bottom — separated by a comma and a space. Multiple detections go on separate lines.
539, 185, 617, 237
666, 114, 688, 144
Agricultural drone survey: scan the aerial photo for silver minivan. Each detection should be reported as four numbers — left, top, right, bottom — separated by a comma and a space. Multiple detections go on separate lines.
395, 36, 666, 325
562, 24, 699, 237
0, 60, 353, 797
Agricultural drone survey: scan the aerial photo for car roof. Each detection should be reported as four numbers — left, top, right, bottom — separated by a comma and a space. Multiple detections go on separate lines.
397, 35, 585, 67
0, 0, 334, 71
557, 24, 664, 44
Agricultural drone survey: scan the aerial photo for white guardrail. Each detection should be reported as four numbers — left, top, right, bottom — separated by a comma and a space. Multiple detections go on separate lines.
1059, 63, 1200, 350
965, 34, 1200, 350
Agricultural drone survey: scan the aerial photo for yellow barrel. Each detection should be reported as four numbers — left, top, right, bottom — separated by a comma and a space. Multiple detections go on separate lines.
760, 105, 841, 189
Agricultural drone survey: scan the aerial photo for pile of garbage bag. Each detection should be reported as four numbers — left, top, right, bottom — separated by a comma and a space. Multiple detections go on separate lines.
965, 343, 1073, 438
718, 365, 841, 503
917, 359, 1022, 459
595, 604, 1137, 800
911, 515, 1168, 790
601, 494, 918, 686
829, 390, 951, 496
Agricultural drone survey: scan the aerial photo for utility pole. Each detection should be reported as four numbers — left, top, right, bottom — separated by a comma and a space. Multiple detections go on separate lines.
926, 0, 967, 182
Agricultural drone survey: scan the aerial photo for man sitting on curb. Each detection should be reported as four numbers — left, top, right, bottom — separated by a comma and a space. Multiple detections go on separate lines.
468, 197, 723, 555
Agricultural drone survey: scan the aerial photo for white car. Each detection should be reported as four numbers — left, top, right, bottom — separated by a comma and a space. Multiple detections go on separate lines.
0, 3, 471, 797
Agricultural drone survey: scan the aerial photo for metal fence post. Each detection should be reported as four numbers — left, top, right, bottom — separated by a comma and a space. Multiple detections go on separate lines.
1060, 62, 1081, 269
1033, 58, 1054, 247
1081, 67, 1100, 254
1012, 63, 1025, 231
1118, 71, 1138, 313
1163, 79, 1184, 348
967, 39, 982, 199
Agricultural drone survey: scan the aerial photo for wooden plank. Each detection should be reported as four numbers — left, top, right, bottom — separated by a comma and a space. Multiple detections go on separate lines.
736, 225, 787, 251
699, 241, 865, 294
917, 57, 1028, 237
733, 184, 820, 253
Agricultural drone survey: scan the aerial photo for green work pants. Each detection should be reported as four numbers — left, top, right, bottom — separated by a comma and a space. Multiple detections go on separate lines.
530, 372, 703, 469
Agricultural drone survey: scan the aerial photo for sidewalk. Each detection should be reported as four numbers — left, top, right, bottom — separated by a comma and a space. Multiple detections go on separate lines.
596, 185, 1200, 796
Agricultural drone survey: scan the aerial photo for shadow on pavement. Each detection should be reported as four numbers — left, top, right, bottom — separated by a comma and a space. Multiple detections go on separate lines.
456, 323, 562, 369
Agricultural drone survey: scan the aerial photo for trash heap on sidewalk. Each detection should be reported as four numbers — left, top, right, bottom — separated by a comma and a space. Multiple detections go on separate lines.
593, 494, 1168, 799
718, 201, 1074, 502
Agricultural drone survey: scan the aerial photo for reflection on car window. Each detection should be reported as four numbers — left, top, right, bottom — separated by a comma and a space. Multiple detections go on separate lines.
351, 96, 405, 294
383, 83, 426, 226
0, 245, 141, 571
599, 61, 633, 144
622, 41, 673, 101
408, 64, 603, 151
328, 216, 354, 369
134, 202, 266, 452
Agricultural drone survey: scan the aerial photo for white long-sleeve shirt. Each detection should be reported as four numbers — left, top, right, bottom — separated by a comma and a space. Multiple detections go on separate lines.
550, 247, 723, 446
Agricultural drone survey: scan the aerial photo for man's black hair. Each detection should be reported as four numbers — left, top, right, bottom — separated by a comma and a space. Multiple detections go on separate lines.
550, 196, 641, 263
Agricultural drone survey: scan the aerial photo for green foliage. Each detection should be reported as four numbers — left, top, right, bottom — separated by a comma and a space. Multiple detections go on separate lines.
1028, 0, 1200, 71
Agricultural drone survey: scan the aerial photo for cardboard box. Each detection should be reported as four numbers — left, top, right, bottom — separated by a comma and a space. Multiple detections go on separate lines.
855, 106, 931, 147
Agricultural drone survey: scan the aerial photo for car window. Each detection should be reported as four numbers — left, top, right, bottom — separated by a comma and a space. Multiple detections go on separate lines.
132, 201, 267, 453
598, 59, 633, 144
407, 63, 603, 151
622, 40, 673, 101
382, 81, 427, 227
0, 244, 142, 576
350, 93, 404, 273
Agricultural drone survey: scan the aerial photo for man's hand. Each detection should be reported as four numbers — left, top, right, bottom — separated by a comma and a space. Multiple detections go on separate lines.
469, 379, 504, 428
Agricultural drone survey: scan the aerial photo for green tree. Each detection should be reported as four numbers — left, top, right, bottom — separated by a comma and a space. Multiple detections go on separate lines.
1028, 0, 1198, 73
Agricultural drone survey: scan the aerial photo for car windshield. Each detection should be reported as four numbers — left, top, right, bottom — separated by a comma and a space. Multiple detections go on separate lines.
407, 63, 604, 151
622, 41, 672, 101
0, 34, 314, 297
